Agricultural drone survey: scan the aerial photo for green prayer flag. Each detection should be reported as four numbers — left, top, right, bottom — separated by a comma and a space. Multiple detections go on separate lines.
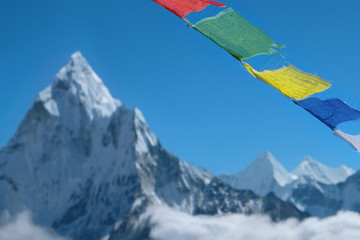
193, 8, 284, 60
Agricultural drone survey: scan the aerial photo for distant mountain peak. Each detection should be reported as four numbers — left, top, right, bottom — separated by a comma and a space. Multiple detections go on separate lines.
296, 156, 323, 171
218, 152, 294, 196
302, 155, 316, 163
37, 51, 121, 120
253, 151, 274, 163
292, 156, 354, 184
252, 152, 286, 170
340, 165, 355, 175
250, 152, 279, 172
249, 152, 294, 187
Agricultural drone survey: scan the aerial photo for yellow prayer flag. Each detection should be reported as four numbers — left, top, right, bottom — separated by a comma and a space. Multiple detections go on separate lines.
243, 62, 331, 100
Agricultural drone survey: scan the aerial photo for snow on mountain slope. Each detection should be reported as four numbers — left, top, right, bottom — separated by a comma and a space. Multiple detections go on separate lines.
219, 152, 295, 196
38, 51, 121, 121
0, 52, 308, 240
289, 170, 360, 217
220, 153, 354, 196
0, 52, 141, 239
292, 156, 355, 184
219, 152, 356, 218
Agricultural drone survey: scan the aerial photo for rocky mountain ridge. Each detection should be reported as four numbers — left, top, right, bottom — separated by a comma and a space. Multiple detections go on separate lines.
0, 52, 308, 240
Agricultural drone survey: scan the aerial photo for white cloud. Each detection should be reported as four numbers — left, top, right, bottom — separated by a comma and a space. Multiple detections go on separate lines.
0, 211, 69, 240
149, 206, 360, 240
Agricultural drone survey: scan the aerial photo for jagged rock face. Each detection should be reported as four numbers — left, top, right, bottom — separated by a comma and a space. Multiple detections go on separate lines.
0, 52, 307, 240
193, 178, 308, 221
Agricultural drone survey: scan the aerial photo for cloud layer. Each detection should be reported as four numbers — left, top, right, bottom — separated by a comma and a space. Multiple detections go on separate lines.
149, 206, 360, 240
2, 207, 360, 240
0, 211, 68, 240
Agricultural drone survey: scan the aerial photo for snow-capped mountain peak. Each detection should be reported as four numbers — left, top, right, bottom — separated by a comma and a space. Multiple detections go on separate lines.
340, 165, 356, 176
0, 53, 309, 240
292, 156, 354, 184
219, 152, 294, 196
248, 151, 294, 187
37, 51, 121, 120
218, 152, 356, 218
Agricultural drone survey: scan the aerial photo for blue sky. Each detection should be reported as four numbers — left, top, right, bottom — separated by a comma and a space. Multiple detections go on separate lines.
1, 0, 360, 174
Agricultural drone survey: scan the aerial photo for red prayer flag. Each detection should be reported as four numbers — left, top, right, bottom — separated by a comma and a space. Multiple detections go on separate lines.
152, 0, 226, 19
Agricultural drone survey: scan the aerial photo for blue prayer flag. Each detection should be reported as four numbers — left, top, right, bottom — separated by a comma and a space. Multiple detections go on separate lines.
294, 98, 360, 130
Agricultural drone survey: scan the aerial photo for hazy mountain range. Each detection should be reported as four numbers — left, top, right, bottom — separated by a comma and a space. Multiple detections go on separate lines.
219, 151, 358, 217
